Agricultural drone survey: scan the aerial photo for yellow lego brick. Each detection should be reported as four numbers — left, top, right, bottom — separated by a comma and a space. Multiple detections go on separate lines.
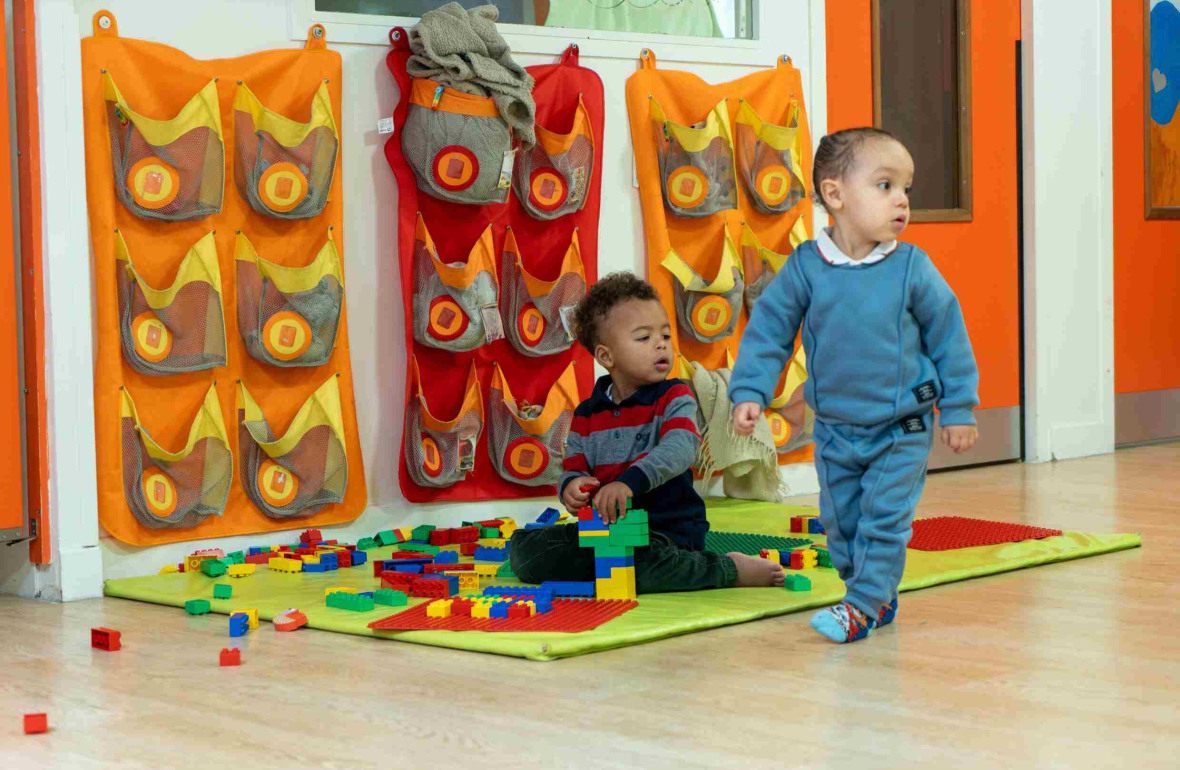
158, 564, 179, 575
301, 554, 320, 564
578, 530, 609, 538
268, 557, 303, 573
324, 585, 357, 597
227, 564, 256, 578
472, 601, 492, 619
426, 599, 453, 618
456, 573, 480, 591
438, 544, 462, 554
233, 608, 259, 629
473, 564, 499, 578
596, 566, 637, 600
499, 522, 518, 539
397, 527, 414, 541
523, 600, 537, 616
478, 538, 507, 548
185, 555, 205, 572
270, 545, 281, 552
762, 549, 780, 564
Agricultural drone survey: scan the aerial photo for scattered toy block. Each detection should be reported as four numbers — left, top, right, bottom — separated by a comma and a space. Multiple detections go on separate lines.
473, 564, 499, 578
784, 574, 812, 591
457, 573, 480, 591
359, 536, 380, 550
91, 627, 121, 651
326, 592, 376, 612
426, 599, 454, 618
489, 599, 511, 619
474, 546, 508, 562
536, 508, 561, 526
219, 648, 241, 666
300, 528, 323, 544
229, 613, 249, 637
411, 525, 436, 542
324, 585, 357, 598
200, 560, 228, 578
807, 518, 825, 534
273, 609, 308, 632
23, 713, 48, 735
409, 577, 454, 599
350, 551, 368, 567
455, 526, 481, 543
541, 581, 596, 597
374, 589, 408, 606
429, 528, 454, 546
232, 608, 259, 629
184, 599, 212, 615
269, 557, 302, 573
158, 564, 179, 575
227, 564, 256, 578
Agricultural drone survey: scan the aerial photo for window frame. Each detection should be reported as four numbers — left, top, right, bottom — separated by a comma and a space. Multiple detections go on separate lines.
871, 0, 973, 223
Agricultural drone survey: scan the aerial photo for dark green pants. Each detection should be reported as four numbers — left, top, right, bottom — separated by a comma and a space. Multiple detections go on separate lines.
509, 523, 737, 594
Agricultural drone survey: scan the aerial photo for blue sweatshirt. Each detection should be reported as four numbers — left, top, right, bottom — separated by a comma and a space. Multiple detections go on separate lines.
730, 240, 979, 427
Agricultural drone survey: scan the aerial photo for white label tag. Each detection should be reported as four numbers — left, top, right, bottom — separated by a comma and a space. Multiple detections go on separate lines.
377, 117, 395, 135
559, 304, 578, 342
481, 305, 505, 342
632, 148, 640, 189
498, 149, 517, 190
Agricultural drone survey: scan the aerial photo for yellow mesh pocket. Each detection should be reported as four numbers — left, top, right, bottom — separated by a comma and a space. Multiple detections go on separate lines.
103, 73, 224, 221
766, 347, 813, 455
404, 358, 483, 489
733, 99, 806, 216
488, 362, 578, 487
499, 228, 586, 357
238, 377, 348, 519
120, 385, 232, 529
661, 229, 745, 344
235, 232, 343, 368
233, 82, 338, 219
402, 79, 512, 206
513, 95, 594, 220
116, 230, 227, 375
412, 215, 501, 352
739, 222, 807, 313
650, 97, 736, 218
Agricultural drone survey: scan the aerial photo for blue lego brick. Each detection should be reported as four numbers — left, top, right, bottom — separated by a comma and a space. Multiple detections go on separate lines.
383, 558, 431, 569
357, 591, 375, 599
393, 564, 423, 574
228, 613, 248, 637
541, 580, 596, 597
248, 546, 269, 556
320, 553, 339, 570
483, 586, 555, 603
434, 551, 459, 565
524, 522, 548, 530
351, 551, 368, 567
534, 596, 554, 614
808, 518, 826, 535
303, 562, 328, 573
595, 556, 636, 579
489, 600, 510, 619
536, 507, 561, 525
474, 546, 509, 562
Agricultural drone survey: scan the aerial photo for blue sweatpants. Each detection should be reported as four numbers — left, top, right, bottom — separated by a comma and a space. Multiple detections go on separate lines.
813, 414, 934, 618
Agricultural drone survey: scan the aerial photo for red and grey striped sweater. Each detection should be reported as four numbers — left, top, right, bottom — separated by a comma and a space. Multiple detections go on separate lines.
559, 375, 708, 550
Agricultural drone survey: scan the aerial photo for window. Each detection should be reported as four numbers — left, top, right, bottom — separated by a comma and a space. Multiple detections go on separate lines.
872, 0, 972, 221
314, 0, 755, 40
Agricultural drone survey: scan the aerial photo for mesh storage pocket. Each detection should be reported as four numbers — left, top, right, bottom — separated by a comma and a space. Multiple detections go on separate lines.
238, 377, 348, 519
766, 347, 814, 455
116, 230, 227, 376
104, 73, 223, 222
120, 385, 232, 529
233, 81, 338, 220
404, 358, 483, 489
734, 99, 806, 216
740, 223, 806, 314
235, 231, 343, 368
650, 97, 736, 218
401, 79, 512, 206
513, 95, 594, 220
487, 363, 577, 487
661, 229, 745, 344
411, 215, 501, 353
499, 228, 586, 358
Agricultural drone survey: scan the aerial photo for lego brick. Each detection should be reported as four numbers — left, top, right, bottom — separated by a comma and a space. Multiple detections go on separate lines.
594, 556, 636, 579
303, 562, 328, 573
228, 613, 249, 637
585, 544, 637, 559
300, 528, 323, 544
23, 713, 48, 734
219, 647, 241, 666
244, 552, 272, 565
908, 516, 1064, 551
480, 526, 501, 539
227, 564, 256, 578
381, 571, 416, 590
396, 543, 440, 556
807, 518, 826, 534
454, 526, 481, 543
326, 592, 376, 612
273, 609, 308, 632
350, 551, 368, 567
705, 531, 811, 556
212, 583, 233, 600
759, 549, 781, 565
460, 542, 479, 557
542, 581, 596, 597
536, 508, 561, 526
158, 564, 179, 575
185, 599, 212, 615
324, 585, 357, 597
394, 564, 424, 574
91, 627, 121, 652
784, 574, 812, 591
507, 601, 534, 619
200, 560, 228, 578
248, 546, 269, 556
369, 598, 638, 632
473, 564, 500, 578
301, 554, 320, 564
319, 553, 339, 571
426, 599, 454, 618
411, 524, 436, 541
429, 528, 454, 546
423, 562, 473, 574
496, 561, 516, 579
499, 521, 518, 539
374, 589, 408, 606
232, 608, 259, 629
409, 577, 454, 599
269, 557, 303, 573
489, 599, 511, 619
477, 537, 508, 548
457, 573, 480, 591
435, 550, 459, 565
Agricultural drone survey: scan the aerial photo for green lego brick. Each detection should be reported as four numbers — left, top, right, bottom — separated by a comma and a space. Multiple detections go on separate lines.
815, 548, 834, 568
411, 525, 436, 541
784, 574, 812, 591
619, 508, 649, 525
496, 561, 516, 579
397, 542, 439, 555
212, 584, 232, 600
705, 531, 811, 556
373, 589, 408, 606
480, 526, 500, 538
375, 531, 397, 547
226, 551, 245, 565
326, 592, 376, 612
607, 525, 650, 549
185, 599, 211, 615
200, 559, 228, 578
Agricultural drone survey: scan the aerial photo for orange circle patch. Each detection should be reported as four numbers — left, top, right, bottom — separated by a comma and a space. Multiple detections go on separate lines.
690, 296, 733, 338
257, 459, 299, 508
421, 436, 443, 477
528, 168, 568, 212
767, 411, 791, 448
755, 164, 794, 207
432, 145, 479, 192
428, 296, 468, 342
258, 162, 309, 213
505, 437, 549, 481
666, 165, 709, 209
517, 304, 546, 346
141, 468, 178, 519
131, 312, 172, 363
262, 311, 312, 362
128, 157, 180, 210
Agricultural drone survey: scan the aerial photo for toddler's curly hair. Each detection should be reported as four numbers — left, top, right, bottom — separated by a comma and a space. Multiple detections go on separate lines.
573, 272, 659, 352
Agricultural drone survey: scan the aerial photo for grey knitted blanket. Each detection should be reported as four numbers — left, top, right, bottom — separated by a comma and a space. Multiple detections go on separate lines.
407, 2, 537, 147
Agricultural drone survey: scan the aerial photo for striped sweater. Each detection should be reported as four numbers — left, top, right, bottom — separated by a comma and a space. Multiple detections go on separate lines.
560, 375, 708, 550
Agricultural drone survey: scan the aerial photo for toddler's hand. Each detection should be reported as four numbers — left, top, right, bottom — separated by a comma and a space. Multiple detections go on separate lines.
941, 424, 978, 454
592, 481, 633, 524
732, 402, 762, 436
562, 477, 598, 512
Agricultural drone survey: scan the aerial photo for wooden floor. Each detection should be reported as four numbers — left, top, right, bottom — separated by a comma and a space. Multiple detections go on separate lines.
2, 444, 1178, 770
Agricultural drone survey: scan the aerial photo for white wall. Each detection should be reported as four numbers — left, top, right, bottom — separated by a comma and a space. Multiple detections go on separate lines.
15, 0, 826, 592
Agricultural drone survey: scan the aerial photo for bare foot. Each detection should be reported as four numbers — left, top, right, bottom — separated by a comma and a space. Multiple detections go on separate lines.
728, 552, 785, 587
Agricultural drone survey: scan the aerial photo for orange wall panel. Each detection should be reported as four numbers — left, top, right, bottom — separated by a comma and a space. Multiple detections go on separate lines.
1113, 4, 1180, 395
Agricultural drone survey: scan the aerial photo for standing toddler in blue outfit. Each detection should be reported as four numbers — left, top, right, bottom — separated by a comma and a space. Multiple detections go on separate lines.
730, 128, 980, 643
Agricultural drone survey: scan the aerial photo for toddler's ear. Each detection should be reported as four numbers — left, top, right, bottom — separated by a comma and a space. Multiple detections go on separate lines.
820, 178, 843, 211
594, 343, 613, 370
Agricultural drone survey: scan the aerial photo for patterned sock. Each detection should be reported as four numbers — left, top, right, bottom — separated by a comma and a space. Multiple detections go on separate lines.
877, 596, 899, 627
810, 601, 875, 643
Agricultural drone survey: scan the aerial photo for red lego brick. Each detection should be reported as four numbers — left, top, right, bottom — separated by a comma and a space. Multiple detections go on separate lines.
454, 526, 480, 543
273, 609, 308, 632
451, 598, 474, 617
908, 516, 1064, 551
429, 529, 454, 546
476, 519, 504, 528
388, 550, 434, 560
422, 562, 474, 574
219, 648, 241, 666
245, 553, 272, 565
23, 713, 48, 734
789, 551, 804, 570
577, 506, 594, 521
507, 602, 532, 619
337, 551, 353, 568
295, 547, 315, 556
790, 516, 804, 533
300, 529, 323, 544
323, 539, 338, 546
460, 542, 478, 557
381, 572, 416, 591
409, 577, 453, 599
91, 627, 121, 651
373, 560, 387, 577
369, 599, 637, 633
